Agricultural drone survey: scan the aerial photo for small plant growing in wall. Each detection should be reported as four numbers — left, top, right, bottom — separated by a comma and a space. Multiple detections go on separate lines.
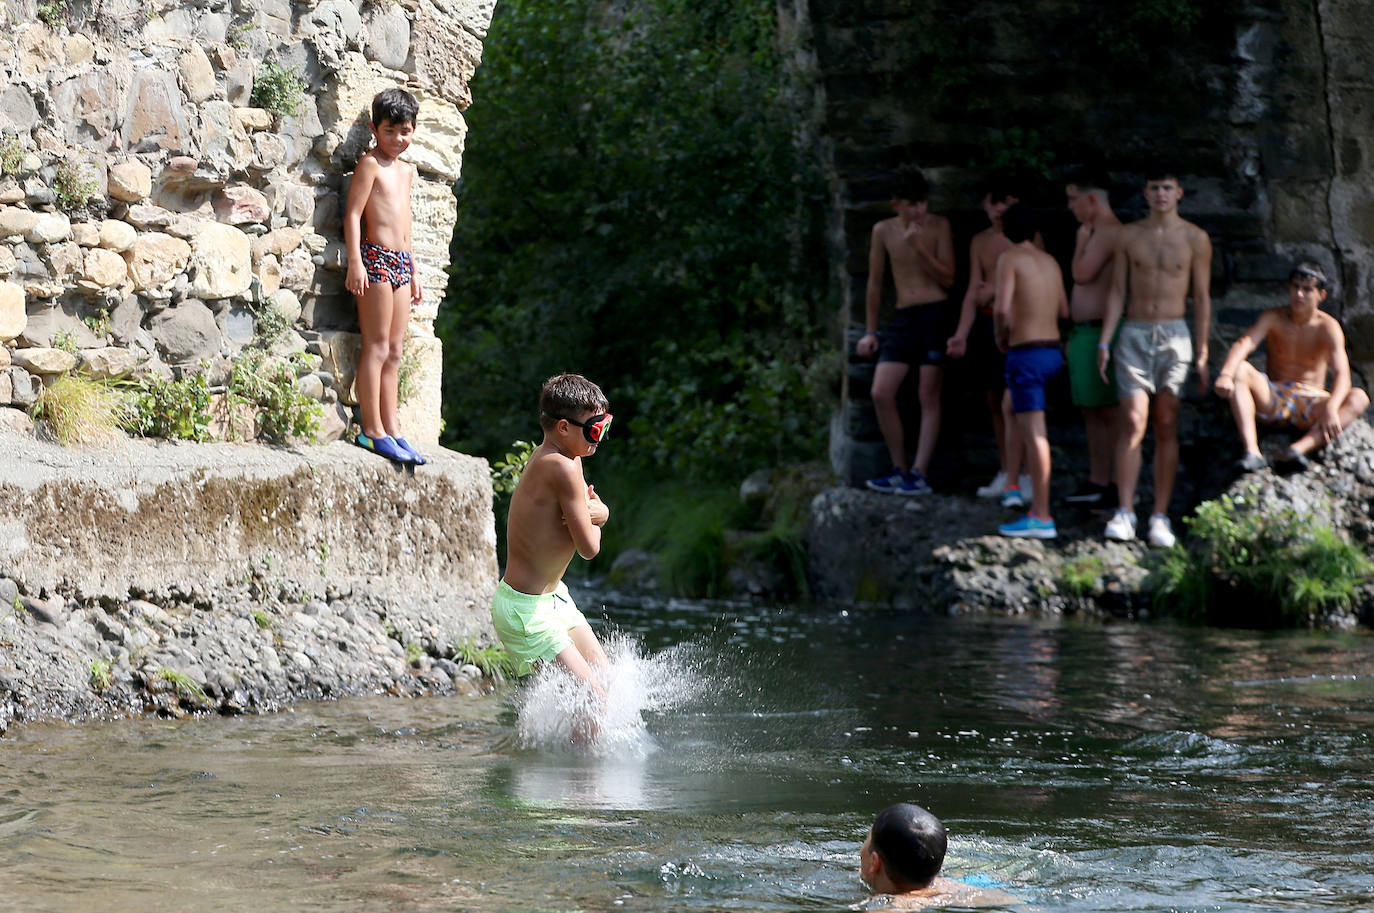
83, 307, 111, 340
51, 160, 100, 213
251, 62, 307, 119
397, 348, 423, 405
228, 349, 322, 444
36, 0, 68, 27
226, 20, 253, 50
89, 659, 113, 692
0, 134, 25, 177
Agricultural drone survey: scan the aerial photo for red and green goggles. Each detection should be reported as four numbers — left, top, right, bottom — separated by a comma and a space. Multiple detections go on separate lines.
554, 412, 613, 443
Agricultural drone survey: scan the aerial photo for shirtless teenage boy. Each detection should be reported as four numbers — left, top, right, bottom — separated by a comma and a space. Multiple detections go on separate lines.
947, 176, 1031, 505
344, 88, 426, 464
857, 171, 956, 494
1214, 261, 1370, 472
993, 203, 1068, 539
1063, 171, 1122, 507
1097, 164, 1212, 548
859, 803, 1015, 909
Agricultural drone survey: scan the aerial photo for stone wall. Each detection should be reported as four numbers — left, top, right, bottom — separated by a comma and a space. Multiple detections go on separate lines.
805, 0, 1374, 483
0, 0, 494, 445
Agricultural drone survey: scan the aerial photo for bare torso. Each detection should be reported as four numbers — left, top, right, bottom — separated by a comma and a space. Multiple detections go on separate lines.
1121, 219, 1205, 322
970, 227, 1011, 311
502, 446, 582, 596
1070, 223, 1118, 323
877, 214, 953, 307
865, 877, 1018, 910
358, 150, 415, 251
998, 243, 1065, 346
1264, 308, 1339, 388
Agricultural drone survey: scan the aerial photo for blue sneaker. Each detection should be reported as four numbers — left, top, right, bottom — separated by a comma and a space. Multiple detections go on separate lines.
393, 437, 427, 465
999, 514, 1057, 539
895, 469, 932, 496
355, 431, 415, 464
865, 467, 907, 493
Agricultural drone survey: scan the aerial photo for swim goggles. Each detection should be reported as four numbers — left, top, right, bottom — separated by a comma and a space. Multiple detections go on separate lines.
548, 412, 613, 444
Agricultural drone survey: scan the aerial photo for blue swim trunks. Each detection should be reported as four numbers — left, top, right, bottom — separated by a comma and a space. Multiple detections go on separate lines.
1004, 342, 1064, 414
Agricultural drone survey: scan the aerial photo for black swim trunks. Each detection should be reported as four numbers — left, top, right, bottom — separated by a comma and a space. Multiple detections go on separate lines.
965, 309, 1006, 391
878, 301, 952, 367
361, 241, 414, 289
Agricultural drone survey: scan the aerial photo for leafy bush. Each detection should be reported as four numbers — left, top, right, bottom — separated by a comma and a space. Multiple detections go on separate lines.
252, 303, 293, 350
228, 349, 322, 444
439, 0, 831, 483
0, 134, 24, 176
51, 161, 99, 212
36, 0, 67, 27
490, 439, 535, 496
34, 374, 129, 446
1058, 555, 1105, 598
89, 659, 113, 691
122, 373, 213, 442
251, 62, 307, 119
1149, 487, 1373, 627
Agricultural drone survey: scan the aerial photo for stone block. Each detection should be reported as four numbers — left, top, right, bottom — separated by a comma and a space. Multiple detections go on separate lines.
79, 347, 143, 380
189, 223, 252, 299
83, 248, 130, 289
179, 44, 217, 104
12, 347, 77, 376
0, 404, 32, 433
0, 370, 9, 406
124, 232, 192, 293
98, 219, 137, 252
124, 68, 191, 152
0, 281, 25, 340
108, 161, 153, 203
406, 87, 467, 182
71, 222, 100, 247
316, 328, 361, 404
0, 85, 39, 133
213, 184, 271, 224
408, 1, 484, 109
363, 2, 411, 70
25, 213, 72, 245
7, 366, 36, 408
0, 206, 38, 239
149, 299, 221, 363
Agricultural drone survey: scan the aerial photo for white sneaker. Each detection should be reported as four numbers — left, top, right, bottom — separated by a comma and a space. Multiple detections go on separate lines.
1147, 514, 1177, 548
977, 471, 1007, 499
1104, 509, 1136, 541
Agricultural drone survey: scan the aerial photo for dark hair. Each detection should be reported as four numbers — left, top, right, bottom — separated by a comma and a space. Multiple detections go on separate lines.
871, 803, 947, 889
1289, 260, 1329, 290
1143, 160, 1180, 184
893, 169, 930, 204
1001, 202, 1037, 243
539, 373, 609, 431
984, 172, 1021, 205
371, 87, 419, 127
1064, 166, 1111, 196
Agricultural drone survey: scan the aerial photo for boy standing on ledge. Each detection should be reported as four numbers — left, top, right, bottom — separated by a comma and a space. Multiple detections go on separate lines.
344, 87, 426, 465
491, 374, 613, 718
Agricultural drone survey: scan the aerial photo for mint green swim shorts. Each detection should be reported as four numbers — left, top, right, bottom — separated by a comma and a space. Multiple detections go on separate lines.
489, 580, 589, 676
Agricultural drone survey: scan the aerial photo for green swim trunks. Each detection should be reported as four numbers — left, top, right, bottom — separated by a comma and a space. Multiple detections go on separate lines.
1067, 322, 1118, 409
489, 580, 589, 676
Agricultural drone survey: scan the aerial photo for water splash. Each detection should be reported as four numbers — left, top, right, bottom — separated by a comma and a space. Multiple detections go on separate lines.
513, 629, 710, 758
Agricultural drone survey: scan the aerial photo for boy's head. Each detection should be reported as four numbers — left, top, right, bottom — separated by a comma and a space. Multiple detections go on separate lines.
862, 803, 947, 891
1142, 161, 1183, 211
892, 169, 930, 205
1065, 167, 1111, 222
539, 374, 611, 448
371, 87, 419, 129
1001, 202, 1037, 244
1288, 261, 1330, 310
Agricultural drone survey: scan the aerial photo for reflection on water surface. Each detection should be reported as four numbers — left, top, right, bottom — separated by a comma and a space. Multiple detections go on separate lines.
2, 599, 1372, 912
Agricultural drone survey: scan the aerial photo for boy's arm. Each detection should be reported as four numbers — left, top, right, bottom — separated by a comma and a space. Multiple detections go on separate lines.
1191, 229, 1214, 392
992, 254, 1014, 352
1318, 318, 1353, 440
343, 157, 377, 296
408, 162, 423, 304
924, 217, 956, 288
1073, 224, 1114, 285
857, 224, 887, 357
949, 237, 984, 356
1098, 232, 1129, 381
1213, 311, 1272, 398
555, 462, 602, 560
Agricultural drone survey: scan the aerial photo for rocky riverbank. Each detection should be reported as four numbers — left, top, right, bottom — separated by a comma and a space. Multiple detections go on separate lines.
0, 432, 499, 734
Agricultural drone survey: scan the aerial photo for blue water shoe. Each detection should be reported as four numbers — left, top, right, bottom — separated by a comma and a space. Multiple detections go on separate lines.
355, 431, 415, 464
394, 437, 427, 465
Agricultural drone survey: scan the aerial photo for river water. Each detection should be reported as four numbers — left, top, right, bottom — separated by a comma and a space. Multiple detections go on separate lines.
3, 597, 1372, 912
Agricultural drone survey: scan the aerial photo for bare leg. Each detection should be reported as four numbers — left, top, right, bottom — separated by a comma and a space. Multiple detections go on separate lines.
1222, 362, 1271, 456
380, 283, 411, 438
1002, 389, 1024, 481
1084, 404, 1116, 486
555, 626, 608, 746
1151, 391, 1180, 516
912, 364, 942, 476
1291, 387, 1371, 454
1115, 392, 1150, 511
988, 389, 1008, 474
1018, 410, 1051, 517
871, 361, 911, 469
355, 282, 395, 439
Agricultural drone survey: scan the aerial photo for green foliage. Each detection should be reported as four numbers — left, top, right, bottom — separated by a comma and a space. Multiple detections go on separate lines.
35, 374, 130, 446
51, 328, 79, 353
228, 349, 322, 444
1100, 0, 1203, 60
396, 348, 423, 405
157, 667, 208, 703
83, 308, 111, 339
89, 659, 112, 692
404, 641, 423, 664
0, 134, 24, 176
452, 639, 518, 682
226, 19, 253, 49
1148, 487, 1374, 627
439, 0, 831, 483
490, 439, 535, 497
36, 0, 67, 27
1058, 555, 1105, 598
252, 303, 293, 350
51, 161, 99, 212
121, 373, 213, 442
251, 62, 307, 119
251, 608, 273, 629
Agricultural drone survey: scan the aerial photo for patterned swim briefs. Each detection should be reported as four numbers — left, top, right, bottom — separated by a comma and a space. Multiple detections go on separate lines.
361, 241, 414, 289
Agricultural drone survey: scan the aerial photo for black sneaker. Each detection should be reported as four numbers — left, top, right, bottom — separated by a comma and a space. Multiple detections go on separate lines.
1065, 479, 1110, 505
1233, 451, 1267, 473
1274, 447, 1311, 474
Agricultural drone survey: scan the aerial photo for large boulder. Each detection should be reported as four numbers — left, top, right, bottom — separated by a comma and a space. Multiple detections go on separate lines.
123, 232, 192, 293
188, 223, 252, 299
149, 299, 221, 363
0, 281, 25, 341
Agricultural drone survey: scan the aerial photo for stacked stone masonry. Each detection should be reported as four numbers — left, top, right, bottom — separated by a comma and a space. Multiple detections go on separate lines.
0, 0, 496, 445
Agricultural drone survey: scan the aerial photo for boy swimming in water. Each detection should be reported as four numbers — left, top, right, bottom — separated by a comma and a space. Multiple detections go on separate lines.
859, 803, 1014, 909
490, 374, 613, 728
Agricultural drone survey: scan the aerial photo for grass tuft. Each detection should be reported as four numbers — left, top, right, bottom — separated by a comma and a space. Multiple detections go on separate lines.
34, 374, 130, 446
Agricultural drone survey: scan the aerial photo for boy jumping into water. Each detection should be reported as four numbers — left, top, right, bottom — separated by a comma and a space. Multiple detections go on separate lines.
491, 374, 613, 713
1214, 261, 1369, 472
344, 87, 426, 465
